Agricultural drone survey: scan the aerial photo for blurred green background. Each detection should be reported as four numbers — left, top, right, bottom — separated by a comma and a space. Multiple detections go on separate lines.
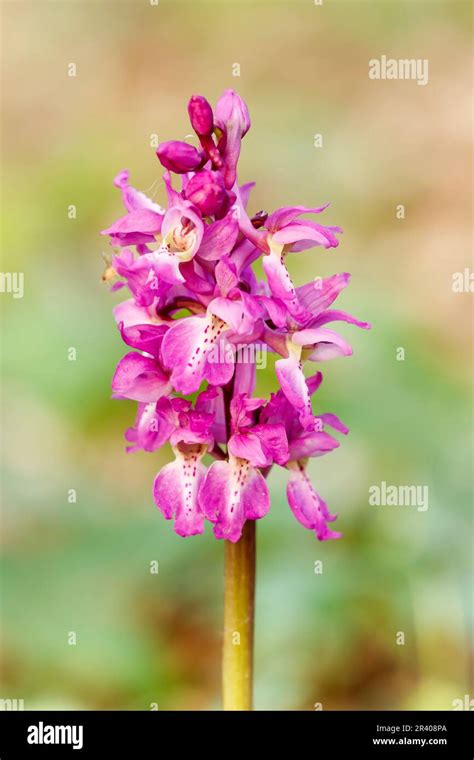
1, 0, 472, 710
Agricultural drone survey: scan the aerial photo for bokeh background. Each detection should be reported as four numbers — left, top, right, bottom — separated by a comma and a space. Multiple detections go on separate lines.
1, 0, 472, 710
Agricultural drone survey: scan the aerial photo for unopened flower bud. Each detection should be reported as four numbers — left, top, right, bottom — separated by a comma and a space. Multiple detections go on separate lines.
214, 89, 251, 189
185, 170, 228, 217
215, 89, 251, 138
156, 140, 202, 174
188, 95, 214, 137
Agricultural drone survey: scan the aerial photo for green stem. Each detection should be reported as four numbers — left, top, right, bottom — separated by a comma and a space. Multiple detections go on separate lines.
222, 520, 256, 710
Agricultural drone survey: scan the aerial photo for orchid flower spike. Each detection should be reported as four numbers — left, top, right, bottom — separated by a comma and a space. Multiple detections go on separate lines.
103, 90, 370, 542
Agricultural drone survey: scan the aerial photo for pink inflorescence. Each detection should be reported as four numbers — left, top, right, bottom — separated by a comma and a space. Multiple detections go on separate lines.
102, 90, 370, 543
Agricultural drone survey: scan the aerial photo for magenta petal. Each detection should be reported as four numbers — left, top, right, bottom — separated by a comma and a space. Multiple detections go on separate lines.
113, 170, 165, 214
197, 215, 239, 261
150, 249, 185, 285
215, 258, 239, 296
126, 402, 172, 453
113, 170, 130, 189
199, 458, 269, 542
112, 251, 164, 306
240, 467, 271, 520
306, 371, 323, 396
111, 352, 171, 402
153, 446, 206, 537
266, 204, 330, 232
273, 220, 340, 249
119, 322, 168, 358
229, 238, 261, 275
230, 394, 266, 429
295, 273, 351, 316
113, 299, 159, 329
199, 460, 243, 541
288, 430, 340, 460
208, 297, 252, 335
250, 423, 290, 465
310, 309, 371, 330
293, 327, 353, 361
102, 209, 163, 237
309, 342, 352, 361
162, 315, 233, 394
180, 259, 214, 295
258, 296, 288, 328
170, 410, 214, 448
318, 412, 349, 435
275, 356, 313, 429
196, 385, 227, 444
239, 181, 255, 209
204, 335, 235, 387
161, 316, 208, 393
286, 464, 341, 541
262, 250, 309, 322
228, 432, 269, 467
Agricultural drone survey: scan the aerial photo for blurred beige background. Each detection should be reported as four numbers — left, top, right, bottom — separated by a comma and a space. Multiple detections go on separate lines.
0, 0, 472, 710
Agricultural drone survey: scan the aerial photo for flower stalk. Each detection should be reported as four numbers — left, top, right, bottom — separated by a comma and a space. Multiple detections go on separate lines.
223, 520, 255, 710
